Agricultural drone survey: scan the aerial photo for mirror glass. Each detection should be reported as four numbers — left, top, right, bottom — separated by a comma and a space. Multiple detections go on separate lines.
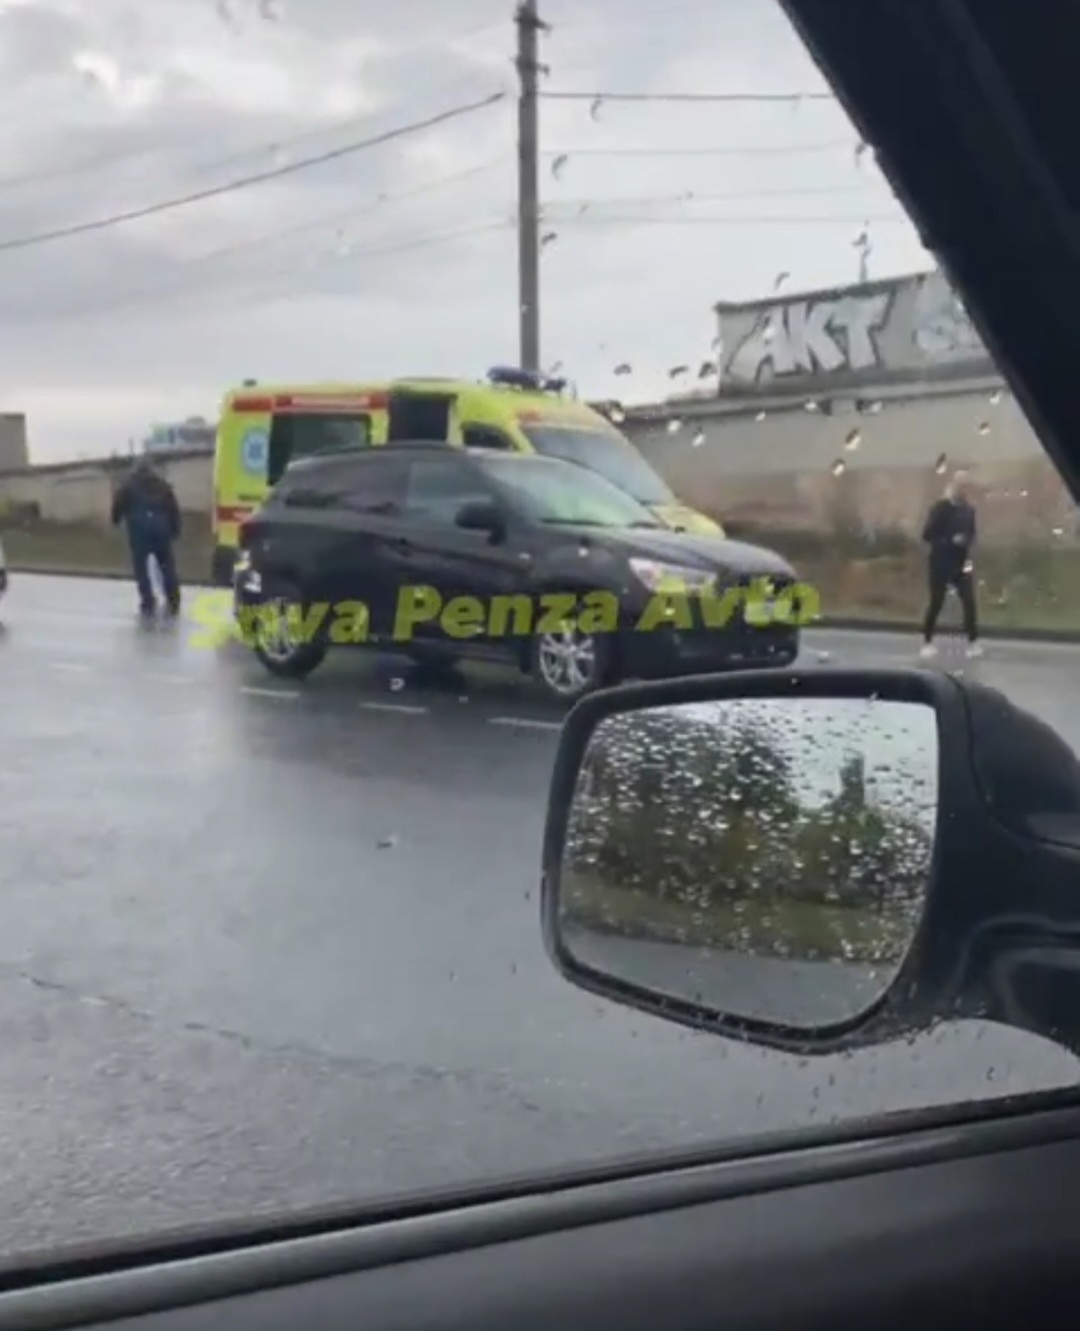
557, 697, 939, 1031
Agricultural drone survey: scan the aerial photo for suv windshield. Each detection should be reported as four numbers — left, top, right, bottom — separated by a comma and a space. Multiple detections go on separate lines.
520, 425, 675, 505
481, 455, 663, 528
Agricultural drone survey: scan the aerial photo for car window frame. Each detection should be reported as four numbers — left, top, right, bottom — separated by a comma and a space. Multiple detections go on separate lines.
400, 454, 502, 527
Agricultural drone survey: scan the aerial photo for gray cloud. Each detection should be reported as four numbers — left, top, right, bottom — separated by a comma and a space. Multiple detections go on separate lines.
0, 0, 928, 457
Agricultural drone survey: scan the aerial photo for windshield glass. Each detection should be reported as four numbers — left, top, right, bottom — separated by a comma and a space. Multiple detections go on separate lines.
3, 0, 1079, 1271
521, 425, 674, 504
482, 455, 662, 526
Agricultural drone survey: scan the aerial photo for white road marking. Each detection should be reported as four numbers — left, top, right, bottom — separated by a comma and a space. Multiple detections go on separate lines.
240, 685, 299, 700
487, 716, 561, 731
49, 661, 92, 674
14, 609, 133, 628
360, 701, 428, 715
148, 673, 196, 686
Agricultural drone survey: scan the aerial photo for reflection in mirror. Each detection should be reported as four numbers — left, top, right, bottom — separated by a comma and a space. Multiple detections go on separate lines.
558, 698, 939, 1031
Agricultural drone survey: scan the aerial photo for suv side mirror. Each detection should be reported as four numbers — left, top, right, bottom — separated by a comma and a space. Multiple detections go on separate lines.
540, 667, 1080, 1057
455, 499, 505, 539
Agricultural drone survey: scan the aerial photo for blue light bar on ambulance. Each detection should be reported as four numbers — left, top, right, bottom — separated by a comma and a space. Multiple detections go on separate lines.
487, 366, 567, 395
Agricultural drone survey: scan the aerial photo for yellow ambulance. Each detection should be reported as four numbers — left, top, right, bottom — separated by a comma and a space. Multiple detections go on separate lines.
210, 368, 721, 585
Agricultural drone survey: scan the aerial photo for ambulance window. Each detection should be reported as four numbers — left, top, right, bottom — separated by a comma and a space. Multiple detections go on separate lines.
268, 412, 372, 484
462, 425, 513, 451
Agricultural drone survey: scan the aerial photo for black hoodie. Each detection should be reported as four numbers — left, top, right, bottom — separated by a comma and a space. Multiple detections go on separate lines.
111, 465, 181, 542
922, 494, 976, 571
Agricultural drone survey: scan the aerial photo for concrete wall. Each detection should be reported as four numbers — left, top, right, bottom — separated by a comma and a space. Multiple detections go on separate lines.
0, 415, 29, 472
0, 450, 213, 523
0, 375, 1073, 548
623, 379, 1075, 545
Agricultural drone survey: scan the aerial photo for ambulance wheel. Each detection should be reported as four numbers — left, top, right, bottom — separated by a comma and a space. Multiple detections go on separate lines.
210, 545, 237, 588
251, 586, 328, 680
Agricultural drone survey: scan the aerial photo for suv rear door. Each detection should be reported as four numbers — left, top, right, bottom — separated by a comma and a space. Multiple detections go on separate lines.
269, 453, 408, 634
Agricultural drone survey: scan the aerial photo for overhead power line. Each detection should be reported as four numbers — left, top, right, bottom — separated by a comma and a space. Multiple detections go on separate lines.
47, 217, 513, 324
541, 140, 855, 159
540, 90, 835, 104
34, 158, 510, 320
0, 91, 506, 254
552, 211, 907, 228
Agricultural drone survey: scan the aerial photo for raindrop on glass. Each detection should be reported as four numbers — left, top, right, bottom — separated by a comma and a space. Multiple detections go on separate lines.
830, 458, 846, 477
666, 418, 683, 434
844, 428, 861, 449
691, 429, 706, 447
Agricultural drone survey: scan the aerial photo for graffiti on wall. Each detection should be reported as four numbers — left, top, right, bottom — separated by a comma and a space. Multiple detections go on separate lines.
716, 270, 991, 395
725, 291, 892, 382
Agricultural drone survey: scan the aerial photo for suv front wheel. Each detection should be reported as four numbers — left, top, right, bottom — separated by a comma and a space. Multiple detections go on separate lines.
530, 618, 614, 702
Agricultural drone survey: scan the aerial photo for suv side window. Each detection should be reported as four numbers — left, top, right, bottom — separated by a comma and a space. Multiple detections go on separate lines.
340, 455, 408, 515
402, 458, 495, 524
275, 463, 352, 510
462, 424, 514, 451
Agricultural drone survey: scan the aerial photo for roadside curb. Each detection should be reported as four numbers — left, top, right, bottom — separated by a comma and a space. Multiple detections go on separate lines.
9, 564, 217, 592
815, 616, 1080, 645
7, 564, 1080, 644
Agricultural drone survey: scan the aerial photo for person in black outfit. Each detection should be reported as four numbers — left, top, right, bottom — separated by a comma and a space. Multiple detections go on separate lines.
111, 458, 182, 617
920, 469, 981, 658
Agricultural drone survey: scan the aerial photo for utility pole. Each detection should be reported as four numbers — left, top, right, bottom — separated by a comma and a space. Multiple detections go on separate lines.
515, 1, 544, 371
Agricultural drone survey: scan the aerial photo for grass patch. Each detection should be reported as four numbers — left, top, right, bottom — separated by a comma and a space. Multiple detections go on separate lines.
563, 871, 914, 965
1, 519, 214, 584
3, 517, 1080, 635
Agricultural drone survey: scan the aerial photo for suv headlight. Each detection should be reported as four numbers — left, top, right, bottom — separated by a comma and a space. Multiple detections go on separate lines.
629, 558, 715, 593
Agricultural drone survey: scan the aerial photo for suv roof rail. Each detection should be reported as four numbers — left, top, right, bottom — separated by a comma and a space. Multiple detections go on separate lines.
380, 437, 456, 449
283, 439, 454, 470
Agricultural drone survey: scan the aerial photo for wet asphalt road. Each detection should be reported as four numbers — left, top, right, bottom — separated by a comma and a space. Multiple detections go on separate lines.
1, 573, 1079, 1258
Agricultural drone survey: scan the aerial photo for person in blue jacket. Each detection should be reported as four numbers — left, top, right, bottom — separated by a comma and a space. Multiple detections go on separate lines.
110, 458, 182, 616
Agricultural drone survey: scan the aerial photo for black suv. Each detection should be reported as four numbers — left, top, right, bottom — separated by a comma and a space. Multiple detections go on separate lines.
233, 444, 801, 701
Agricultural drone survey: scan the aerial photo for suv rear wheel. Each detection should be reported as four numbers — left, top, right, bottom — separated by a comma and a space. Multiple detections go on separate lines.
251, 586, 329, 679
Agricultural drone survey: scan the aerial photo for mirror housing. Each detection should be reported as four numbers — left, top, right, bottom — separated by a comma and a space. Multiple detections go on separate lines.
455, 499, 505, 540
540, 668, 1080, 1057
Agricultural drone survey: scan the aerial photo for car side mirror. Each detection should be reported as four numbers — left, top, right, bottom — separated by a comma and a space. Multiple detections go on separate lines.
540, 667, 1080, 1057
455, 500, 505, 539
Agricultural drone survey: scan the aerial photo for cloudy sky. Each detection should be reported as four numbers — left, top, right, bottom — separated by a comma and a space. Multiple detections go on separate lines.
0, 0, 930, 460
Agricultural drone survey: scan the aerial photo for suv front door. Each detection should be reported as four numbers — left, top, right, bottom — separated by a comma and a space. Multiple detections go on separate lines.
388, 456, 529, 659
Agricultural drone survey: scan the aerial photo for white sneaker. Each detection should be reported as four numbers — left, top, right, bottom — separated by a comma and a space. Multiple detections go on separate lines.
918, 643, 937, 659
966, 642, 984, 658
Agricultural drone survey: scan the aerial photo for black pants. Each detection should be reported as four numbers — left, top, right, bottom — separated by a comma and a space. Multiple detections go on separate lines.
923, 560, 977, 643
129, 531, 180, 613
